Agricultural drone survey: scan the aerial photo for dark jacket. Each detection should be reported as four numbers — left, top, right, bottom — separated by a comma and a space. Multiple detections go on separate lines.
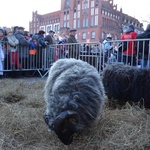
136, 26, 150, 60
67, 35, 79, 58
15, 31, 31, 58
15, 31, 30, 46
45, 35, 53, 45
36, 34, 46, 48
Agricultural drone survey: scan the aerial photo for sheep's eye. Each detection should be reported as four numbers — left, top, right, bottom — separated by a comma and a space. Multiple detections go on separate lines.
74, 95, 80, 102
75, 99, 80, 102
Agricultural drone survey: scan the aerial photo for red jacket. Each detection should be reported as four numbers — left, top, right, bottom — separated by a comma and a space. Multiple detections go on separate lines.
121, 31, 137, 55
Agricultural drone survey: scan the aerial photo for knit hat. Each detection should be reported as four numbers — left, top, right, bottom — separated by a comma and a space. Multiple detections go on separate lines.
125, 24, 135, 33
49, 30, 55, 33
106, 33, 112, 39
38, 30, 45, 34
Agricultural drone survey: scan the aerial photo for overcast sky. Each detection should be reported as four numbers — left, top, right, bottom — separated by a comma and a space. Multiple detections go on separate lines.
0, 0, 149, 30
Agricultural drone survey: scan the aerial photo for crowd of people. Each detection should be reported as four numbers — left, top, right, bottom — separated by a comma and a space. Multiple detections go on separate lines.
102, 24, 150, 67
0, 23, 150, 79
0, 26, 80, 78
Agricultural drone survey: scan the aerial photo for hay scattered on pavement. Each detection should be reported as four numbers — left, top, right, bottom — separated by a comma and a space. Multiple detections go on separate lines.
0, 78, 150, 150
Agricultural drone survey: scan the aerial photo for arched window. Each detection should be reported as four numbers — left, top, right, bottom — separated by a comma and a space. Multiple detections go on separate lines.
91, 31, 95, 39
82, 32, 86, 40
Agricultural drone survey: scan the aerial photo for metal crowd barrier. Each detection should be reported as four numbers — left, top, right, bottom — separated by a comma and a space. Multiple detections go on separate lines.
0, 39, 150, 78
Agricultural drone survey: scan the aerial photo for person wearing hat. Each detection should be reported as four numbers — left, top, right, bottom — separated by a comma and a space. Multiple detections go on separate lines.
102, 33, 113, 63
13, 26, 19, 35
14, 26, 31, 71
36, 30, 47, 48
67, 29, 79, 58
6, 30, 22, 70
121, 24, 137, 66
45, 30, 56, 45
34, 30, 48, 68
38, 30, 45, 35
24, 31, 30, 40
0, 29, 9, 78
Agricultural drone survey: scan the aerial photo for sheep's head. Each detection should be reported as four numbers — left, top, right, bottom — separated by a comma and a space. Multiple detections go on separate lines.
44, 110, 79, 145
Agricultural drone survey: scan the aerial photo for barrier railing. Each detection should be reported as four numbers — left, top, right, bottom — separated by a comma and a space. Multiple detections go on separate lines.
0, 39, 150, 78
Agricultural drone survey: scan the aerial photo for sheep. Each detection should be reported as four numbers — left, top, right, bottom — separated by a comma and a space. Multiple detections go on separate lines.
102, 64, 150, 108
44, 58, 105, 145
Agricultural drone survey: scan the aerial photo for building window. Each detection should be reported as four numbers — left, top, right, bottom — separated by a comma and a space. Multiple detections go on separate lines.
95, 16, 98, 26
77, 11, 80, 18
85, 18, 88, 27
82, 18, 85, 27
67, 14, 70, 20
78, 4, 80, 10
95, 8, 98, 15
91, 8, 94, 15
74, 19, 76, 28
91, 0, 94, 7
91, 31, 95, 39
67, 21, 69, 27
77, 19, 80, 28
64, 13, 66, 21
91, 16, 94, 26
83, 18, 88, 27
74, 12, 76, 18
64, 21, 67, 27
54, 25, 57, 31
82, 32, 86, 40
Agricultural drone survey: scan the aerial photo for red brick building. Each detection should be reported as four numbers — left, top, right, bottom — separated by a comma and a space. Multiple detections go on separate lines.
29, 0, 144, 42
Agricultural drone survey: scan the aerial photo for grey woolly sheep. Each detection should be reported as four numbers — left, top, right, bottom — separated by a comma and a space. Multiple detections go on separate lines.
102, 64, 150, 108
44, 58, 105, 145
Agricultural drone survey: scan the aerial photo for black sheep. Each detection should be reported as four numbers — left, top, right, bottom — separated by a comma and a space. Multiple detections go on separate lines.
102, 64, 150, 108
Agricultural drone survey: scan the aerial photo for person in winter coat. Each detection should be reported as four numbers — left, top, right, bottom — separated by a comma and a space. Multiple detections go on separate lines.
35, 30, 47, 69
102, 34, 113, 63
45, 30, 56, 45
121, 24, 137, 66
67, 29, 79, 59
15, 26, 31, 69
6, 31, 21, 70
136, 24, 150, 68
0, 29, 8, 78
0, 44, 4, 78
